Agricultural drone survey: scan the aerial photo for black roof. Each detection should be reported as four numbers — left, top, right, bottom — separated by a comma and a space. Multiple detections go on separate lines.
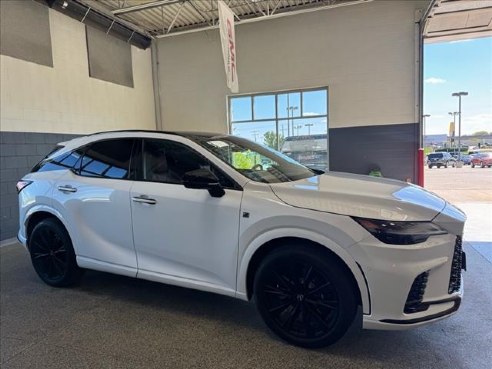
87, 129, 227, 139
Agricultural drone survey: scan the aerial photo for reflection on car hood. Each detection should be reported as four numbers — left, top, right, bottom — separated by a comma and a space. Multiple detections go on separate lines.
269, 172, 446, 221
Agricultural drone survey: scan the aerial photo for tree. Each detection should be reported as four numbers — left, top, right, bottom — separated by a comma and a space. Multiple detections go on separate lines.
473, 131, 489, 136
263, 131, 285, 150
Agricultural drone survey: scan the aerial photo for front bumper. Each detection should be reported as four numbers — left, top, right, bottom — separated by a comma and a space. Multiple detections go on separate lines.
349, 231, 465, 330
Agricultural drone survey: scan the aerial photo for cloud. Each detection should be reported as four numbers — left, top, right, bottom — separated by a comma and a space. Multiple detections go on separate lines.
449, 39, 472, 44
425, 77, 446, 84
462, 114, 492, 134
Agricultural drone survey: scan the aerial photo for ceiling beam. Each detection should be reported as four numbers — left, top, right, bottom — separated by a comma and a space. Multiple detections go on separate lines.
112, 0, 183, 15
156, 0, 373, 38
111, 0, 183, 15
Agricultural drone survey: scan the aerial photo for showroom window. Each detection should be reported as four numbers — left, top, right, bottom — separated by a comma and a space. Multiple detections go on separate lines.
80, 139, 135, 179
228, 87, 329, 171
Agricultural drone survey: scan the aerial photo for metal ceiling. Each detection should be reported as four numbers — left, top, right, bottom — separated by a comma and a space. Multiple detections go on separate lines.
78, 0, 372, 37
423, 0, 492, 42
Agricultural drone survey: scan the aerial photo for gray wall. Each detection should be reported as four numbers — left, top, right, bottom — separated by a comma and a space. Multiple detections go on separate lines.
329, 123, 419, 181
86, 25, 134, 88
0, 0, 53, 67
0, 132, 78, 241
155, 0, 429, 133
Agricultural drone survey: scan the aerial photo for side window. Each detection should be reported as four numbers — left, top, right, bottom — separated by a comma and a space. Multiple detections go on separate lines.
80, 139, 134, 179
32, 147, 84, 173
139, 139, 235, 188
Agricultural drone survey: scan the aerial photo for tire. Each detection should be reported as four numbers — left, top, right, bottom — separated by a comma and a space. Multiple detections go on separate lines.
28, 218, 82, 287
428, 165, 432, 169
254, 245, 357, 348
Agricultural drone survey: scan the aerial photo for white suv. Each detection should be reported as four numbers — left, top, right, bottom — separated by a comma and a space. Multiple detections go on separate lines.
17, 130, 466, 347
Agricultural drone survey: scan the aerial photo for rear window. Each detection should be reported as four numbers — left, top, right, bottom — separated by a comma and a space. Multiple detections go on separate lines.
79, 139, 134, 179
32, 147, 84, 173
428, 153, 443, 159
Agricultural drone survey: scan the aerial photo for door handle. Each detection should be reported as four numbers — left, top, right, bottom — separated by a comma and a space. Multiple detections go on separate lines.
132, 195, 157, 205
57, 185, 77, 193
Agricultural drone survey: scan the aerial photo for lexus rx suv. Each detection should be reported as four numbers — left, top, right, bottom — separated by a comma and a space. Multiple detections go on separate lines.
17, 131, 466, 348
427, 152, 456, 168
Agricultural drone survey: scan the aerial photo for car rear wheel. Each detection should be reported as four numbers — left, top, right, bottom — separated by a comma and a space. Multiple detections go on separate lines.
29, 218, 82, 287
254, 245, 357, 348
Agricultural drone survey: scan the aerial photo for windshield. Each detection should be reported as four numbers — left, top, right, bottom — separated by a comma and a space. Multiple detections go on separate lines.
193, 135, 316, 183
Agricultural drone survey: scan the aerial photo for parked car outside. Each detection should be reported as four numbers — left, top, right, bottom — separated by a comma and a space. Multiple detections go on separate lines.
459, 154, 472, 165
17, 131, 466, 348
471, 152, 492, 168
427, 152, 456, 168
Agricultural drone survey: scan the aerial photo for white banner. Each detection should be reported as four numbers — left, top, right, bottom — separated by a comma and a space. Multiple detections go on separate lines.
218, 1, 238, 93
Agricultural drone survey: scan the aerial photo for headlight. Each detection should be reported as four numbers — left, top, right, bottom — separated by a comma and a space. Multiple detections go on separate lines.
352, 217, 447, 245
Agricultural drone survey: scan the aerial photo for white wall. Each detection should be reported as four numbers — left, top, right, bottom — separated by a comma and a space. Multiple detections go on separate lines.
0, 9, 156, 135
156, 0, 429, 133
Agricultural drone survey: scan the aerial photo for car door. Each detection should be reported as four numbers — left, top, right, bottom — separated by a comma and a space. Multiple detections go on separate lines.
51, 138, 138, 276
130, 138, 243, 295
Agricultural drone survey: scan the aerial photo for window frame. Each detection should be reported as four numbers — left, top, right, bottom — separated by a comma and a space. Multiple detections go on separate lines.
227, 87, 329, 168
75, 138, 137, 180
131, 138, 243, 191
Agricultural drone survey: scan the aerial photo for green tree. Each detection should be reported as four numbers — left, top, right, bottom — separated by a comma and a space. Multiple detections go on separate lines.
472, 130, 489, 136
263, 131, 285, 150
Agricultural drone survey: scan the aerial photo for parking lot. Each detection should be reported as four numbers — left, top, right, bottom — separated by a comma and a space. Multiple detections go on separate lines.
1, 168, 491, 369
425, 165, 492, 203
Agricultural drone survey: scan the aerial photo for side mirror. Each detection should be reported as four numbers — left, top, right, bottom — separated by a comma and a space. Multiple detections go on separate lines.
182, 168, 225, 198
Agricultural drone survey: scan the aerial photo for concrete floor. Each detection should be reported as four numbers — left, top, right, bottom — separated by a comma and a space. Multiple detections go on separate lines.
1, 169, 491, 369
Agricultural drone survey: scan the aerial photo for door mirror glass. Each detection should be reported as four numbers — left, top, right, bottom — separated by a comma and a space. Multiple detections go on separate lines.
183, 168, 225, 197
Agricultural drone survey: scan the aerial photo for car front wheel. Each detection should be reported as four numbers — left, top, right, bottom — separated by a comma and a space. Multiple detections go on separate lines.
254, 245, 357, 348
29, 218, 82, 287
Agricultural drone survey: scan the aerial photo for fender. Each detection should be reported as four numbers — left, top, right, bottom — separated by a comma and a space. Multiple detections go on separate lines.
22, 205, 72, 246
236, 227, 371, 314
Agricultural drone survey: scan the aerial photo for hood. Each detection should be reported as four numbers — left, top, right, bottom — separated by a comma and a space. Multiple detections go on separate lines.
269, 172, 446, 221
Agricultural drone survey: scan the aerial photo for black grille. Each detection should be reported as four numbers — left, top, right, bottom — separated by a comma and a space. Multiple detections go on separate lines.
448, 236, 463, 294
404, 271, 429, 314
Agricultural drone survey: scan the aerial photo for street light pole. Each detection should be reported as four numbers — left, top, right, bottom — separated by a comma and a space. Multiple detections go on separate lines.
422, 114, 430, 147
448, 111, 459, 150
452, 92, 468, 161
305, 123, 314, 135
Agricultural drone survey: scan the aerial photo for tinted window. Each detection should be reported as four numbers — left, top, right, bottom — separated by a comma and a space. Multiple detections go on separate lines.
32, 148, 84, 173
193, 135, 315, 183
428, 153, 443, 159
80, 139, 134, 179
137, 139, 234, 188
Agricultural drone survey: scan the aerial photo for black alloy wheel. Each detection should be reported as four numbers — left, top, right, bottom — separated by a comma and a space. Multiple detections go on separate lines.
29, 218, 82, 287
254, 245, 357, 348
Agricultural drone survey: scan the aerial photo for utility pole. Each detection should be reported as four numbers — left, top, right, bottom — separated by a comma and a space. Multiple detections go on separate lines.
251, 130, 259, 142
448, 111, 459, 150
452, 92, 468, 162
305, 123, 314, 135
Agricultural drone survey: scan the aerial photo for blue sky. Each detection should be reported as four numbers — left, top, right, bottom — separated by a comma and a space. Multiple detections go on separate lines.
424, 36, 492, 135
